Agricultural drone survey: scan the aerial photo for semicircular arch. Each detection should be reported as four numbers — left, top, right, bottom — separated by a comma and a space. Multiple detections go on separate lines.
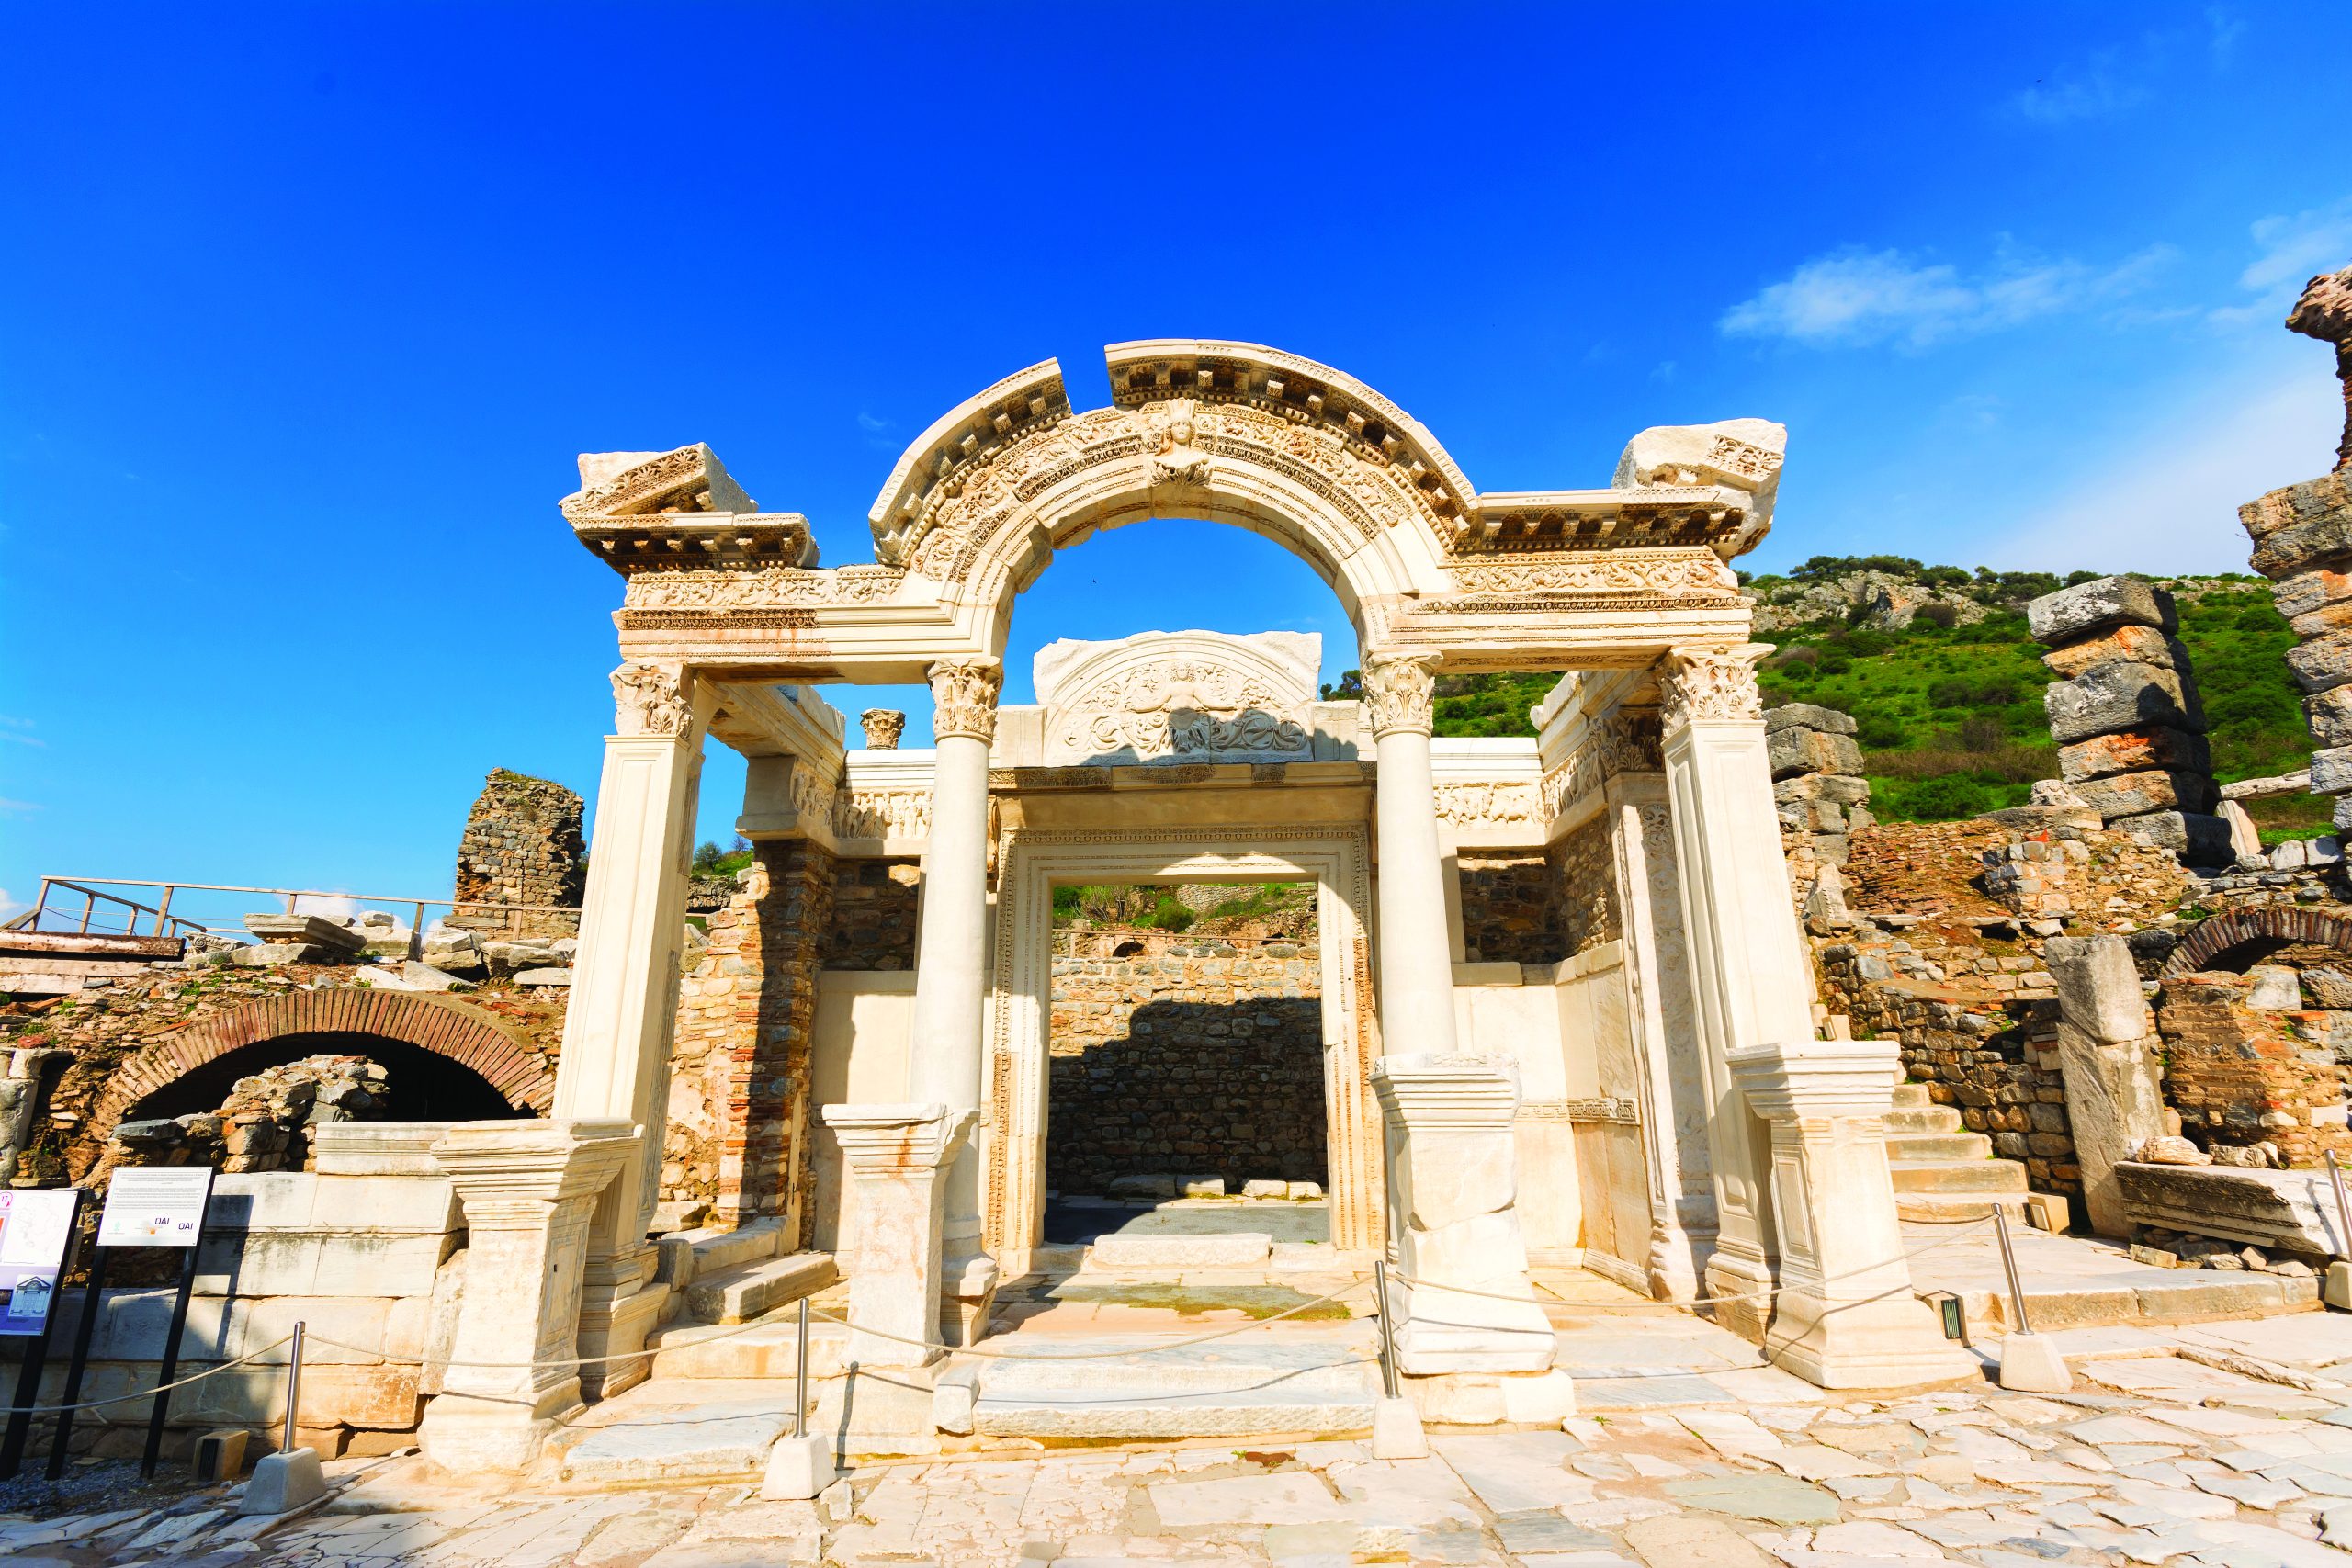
2161, 907, 2352, 976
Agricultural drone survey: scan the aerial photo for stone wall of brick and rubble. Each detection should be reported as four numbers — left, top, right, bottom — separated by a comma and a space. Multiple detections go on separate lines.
1458, 851, 1568, 965
450, 768, 585, 937
1045, 939, 1325, 1194
99, 1055, 394, 1183
664, 840, 835, 1238
820, 857, 921, 969
2025, 576, 2227, 864
1550, 815, 1620, 955
1768, 702, 1872, 907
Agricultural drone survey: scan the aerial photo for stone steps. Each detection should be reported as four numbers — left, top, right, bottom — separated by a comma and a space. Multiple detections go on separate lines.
1886, 1105, 1965, 1134
646, 1314, 848, 1380
656, 1218, 786, 1291
1896, 1190, 2033, 1223
684, 1251, 840, 1325
973, 1337, 1375, 1439
1892, 1083, 1934, 1109
1889, 1157, 2030, 1195
1884, 1131, 1995, 1161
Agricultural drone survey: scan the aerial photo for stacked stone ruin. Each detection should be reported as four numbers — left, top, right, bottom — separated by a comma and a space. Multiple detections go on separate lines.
451, 767, 585, 936
2026, 575, 2228, 865
1766, 703, 1872, 914
2241, 265, 2352, 831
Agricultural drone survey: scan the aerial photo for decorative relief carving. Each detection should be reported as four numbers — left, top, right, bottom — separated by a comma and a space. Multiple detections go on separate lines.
1443, 549, 1736, 598
563, 446, 713, 520
1142, 397, 1213, 486
623, 566, 903, 609
833, 788, 932, 840
610, 662, 690, 737
1362, 655, 1442, 739
1051, 659, 1310, 766
928, 659, 1004, 743
1519, 1097, 1639, 1124
787, 759, 838, 825
1433, 783, 1541, 829
1660, 644, 1767, 728
1541, 706, 1665, 818
1709, 434, 1785, 482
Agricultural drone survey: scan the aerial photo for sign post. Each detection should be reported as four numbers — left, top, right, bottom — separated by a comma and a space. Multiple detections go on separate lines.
0, 1189, 88, 1479
47, 1168, 216, 1479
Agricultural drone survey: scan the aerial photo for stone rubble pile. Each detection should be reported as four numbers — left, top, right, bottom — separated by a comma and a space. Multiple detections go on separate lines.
108, 1054, 394, 1176
2026, 574, 2228, 864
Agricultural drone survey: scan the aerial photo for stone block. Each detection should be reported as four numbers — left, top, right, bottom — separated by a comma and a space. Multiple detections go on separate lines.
2056, 726, 2211, 783
1089, 1232, 1272, 1269
1774, 773, 1871, 805
2028, 575, 2176, 644
2107, 809, 2233, 865
241, 914, 368, 953
1106, 1174, 1177, 1199
2040, 624, 2186, 680
311, 1124, 457, 1178
2071, 768, 2217, 820
1763, 703, 1858, 736
2290, 630, 2352, 694
2245, 966, 2303, 1010
2042, 662, 2196, 745
230, 943, 340, 967
2308, 687, 2352, 748
2245, 471, 2352, 579
239, 1448, 326, 1516
513, 968, 571, 987
2276, 565, 2352, 621
2311, 746, 2352, 795
760, 1432, 834, 1500
1766, 727, 1863, 781
192, 1427, 248, 1483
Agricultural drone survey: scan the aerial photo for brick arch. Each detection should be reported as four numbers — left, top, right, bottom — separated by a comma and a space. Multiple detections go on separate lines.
85, 988, 554, 1152
2161, 907, 2352, 976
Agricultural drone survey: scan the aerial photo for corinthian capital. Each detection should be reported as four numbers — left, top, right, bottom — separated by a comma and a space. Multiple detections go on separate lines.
611, 661, 692, 737
1658, 644, 1769, 730
928, 659, 1004, 743
1362, 654, 1443, 739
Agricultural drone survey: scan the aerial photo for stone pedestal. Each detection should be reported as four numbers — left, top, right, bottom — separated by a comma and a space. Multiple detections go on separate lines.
550, 665, 707, 1393
906, 661, 1002, 1344
1727, 1042, 1976, 1390
416, 1119, 639, 1473
822, 1103, 971, 1369
1373, 1055, 1559, 1413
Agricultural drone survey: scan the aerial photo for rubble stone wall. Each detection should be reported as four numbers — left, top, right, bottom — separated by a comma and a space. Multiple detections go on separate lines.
1456, 852, 1566, 965
821, 858, 921, 970
2154, 972, 2352, 1169
1046, 942, 1326, 1193
1767, 702, 1872, 908
1550, 816, 1619, 955
451, 769, 585, 937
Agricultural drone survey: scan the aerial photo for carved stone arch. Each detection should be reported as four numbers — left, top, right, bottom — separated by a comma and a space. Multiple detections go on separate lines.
2161, 908, 2352, 976
75, 988, 554, 1176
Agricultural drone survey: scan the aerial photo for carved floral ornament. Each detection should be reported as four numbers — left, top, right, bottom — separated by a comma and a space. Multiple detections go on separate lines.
1050, 658, 1310, 766
929, 659, 1005, 743
610, 662, 692, 737
1362, 654, 1443, 739
1659, 643, 1769, 728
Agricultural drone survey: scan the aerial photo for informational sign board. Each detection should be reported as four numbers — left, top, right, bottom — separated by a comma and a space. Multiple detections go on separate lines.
0, 1190, 82, 1338
96, 1168, 214, 1248
0, 1276, 54, 1336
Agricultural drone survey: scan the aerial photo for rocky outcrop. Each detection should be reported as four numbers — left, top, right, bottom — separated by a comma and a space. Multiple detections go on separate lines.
1749, 570, 1989, 633
2026, 576, 2228, 864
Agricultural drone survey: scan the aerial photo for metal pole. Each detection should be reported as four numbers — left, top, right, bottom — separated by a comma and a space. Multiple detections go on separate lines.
794, 1298, 810, 1440
1993, 1204, 2032, 1336
282, 1320, 306, 1454
2329, 1155, 2352, 1263
1372, 1258, 1402, 1400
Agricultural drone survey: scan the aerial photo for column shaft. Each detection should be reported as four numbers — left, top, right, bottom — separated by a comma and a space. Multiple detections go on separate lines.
1365, 656, 1461, 1057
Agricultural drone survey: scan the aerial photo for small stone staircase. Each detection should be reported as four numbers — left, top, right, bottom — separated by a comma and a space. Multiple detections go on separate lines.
639, 1219, 842, 1378
1887, 1082, 2032, 1223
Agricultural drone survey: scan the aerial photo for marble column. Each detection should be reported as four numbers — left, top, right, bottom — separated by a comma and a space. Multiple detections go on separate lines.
906, 660, 1001, 1345
1364, 655, 1461, 1057
1657, 643, 1805, 1340
550, 663, 707, 1393
416, 1119, 638, 1473
1729, 1041, 1975, 1388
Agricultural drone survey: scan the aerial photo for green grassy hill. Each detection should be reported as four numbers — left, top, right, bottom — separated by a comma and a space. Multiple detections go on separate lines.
1405, 559, 2329, 841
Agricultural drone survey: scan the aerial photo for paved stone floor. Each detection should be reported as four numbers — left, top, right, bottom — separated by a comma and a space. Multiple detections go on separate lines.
1043, 1197, 1333, 1247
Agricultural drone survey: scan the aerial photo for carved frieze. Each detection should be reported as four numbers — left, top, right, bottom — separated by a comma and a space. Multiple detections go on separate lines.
833, 788, 932, 841
1433, 783, 1541, 829
1442, 547, 1737, 597
611, 662, 690, 737
623, 566, 904, 609
1051, 659, 1309, 766
929, 660, 1005, 744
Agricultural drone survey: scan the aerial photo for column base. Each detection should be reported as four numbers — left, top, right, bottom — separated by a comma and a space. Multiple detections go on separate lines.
418, 1389, 582, 1474
942, 1252, 1001, 1348
578, 1280, 670, 1400
1394, 1316, 1555, 1376
1645, 1221, 1704, 1303
818, 1363, 944, 1458
1703, 1247, 1777, 1343
1401, 1368, 1576, 1426
1764, 1289, 1978, 1390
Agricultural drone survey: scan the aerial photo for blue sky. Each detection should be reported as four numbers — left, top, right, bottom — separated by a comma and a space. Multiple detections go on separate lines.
5, 4, 2349, 927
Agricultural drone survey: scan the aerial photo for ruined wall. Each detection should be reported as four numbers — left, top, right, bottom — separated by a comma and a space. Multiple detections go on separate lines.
1456, 852, 1566, 965
1767, 702, 1871, 906
2154, 972, 2352, 1169
1550, 816, 1619, 956
665, 840, 836, 1235
820, 858, 921, 970
452, 768, 585, 936
1046, 941, 1324, 1193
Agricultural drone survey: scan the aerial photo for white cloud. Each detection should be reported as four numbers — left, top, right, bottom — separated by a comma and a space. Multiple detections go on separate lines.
0, 716, 41, 749
2240, 197, 2352, 296
0, 797, 39, 815
1985, 364, 2340, 574
2007, 54, 2148, 125
0, 889, 21, 921
1722, 244, 2169, 349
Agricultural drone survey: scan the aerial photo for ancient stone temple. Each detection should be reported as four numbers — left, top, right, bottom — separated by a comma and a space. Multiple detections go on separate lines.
382, 339, 1977, 1470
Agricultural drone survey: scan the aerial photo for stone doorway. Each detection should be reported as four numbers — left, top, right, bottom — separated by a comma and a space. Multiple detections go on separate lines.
984, 828, 1379, 1279
1042, 881, 1329, 1248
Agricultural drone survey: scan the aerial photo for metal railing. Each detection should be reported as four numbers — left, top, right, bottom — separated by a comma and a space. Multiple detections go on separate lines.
2, 876, 581, 958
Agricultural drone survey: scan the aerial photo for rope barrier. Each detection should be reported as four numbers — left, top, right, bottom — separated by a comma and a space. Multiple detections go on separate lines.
3, 1335, 297, 1418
